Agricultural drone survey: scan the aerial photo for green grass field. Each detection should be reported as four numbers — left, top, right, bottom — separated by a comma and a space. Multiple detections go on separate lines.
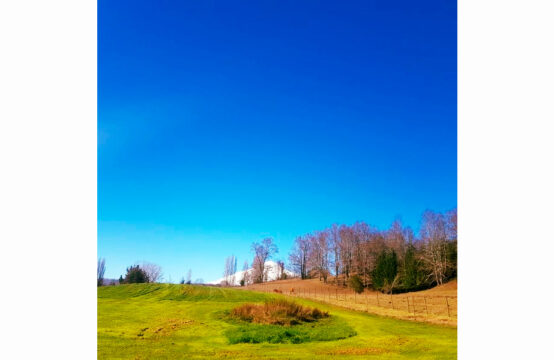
98, 284, 456, 359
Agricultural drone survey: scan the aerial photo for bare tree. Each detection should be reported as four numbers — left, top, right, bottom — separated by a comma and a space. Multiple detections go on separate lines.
446, 208, 457, 241
186, 269, 192, 284
251, 237, 278, 283
223, 255, 238, 286
251, 256, 264, 284
351, 222, 371, 285
329, 224, 341, 281
276, 260, 286, 280
241, 260, 250, 286
141, 262, 163, 283
97, 258, 106, 287
289, 235, 310, 279
420, 210, 450, 285
386, 220, 407, 261
339, 225, 356, 281
308, 231, 330, 282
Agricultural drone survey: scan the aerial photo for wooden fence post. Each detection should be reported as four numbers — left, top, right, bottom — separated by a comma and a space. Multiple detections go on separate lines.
424, 297, 429, 316
406, 296, 410, 312
391, 294, 394, 310
376, 292, 380, 306
445, 297, 451, 317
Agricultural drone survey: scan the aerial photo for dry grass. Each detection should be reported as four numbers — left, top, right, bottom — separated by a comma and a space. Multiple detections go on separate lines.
230, 299, 329, 326
244, 278, 457, 326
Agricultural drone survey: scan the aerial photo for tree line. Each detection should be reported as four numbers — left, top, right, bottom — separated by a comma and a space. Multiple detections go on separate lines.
97, 260, 167, 286
98, 208, 456, 293
287, 208, 457, 293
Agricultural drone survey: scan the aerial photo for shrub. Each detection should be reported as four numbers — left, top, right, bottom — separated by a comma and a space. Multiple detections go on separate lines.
348, 275, 364, 293
230, 299, 328, 326
124, 265, 149, 284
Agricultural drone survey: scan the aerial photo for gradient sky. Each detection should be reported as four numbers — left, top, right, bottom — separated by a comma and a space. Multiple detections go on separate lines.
98, 0, 457, 282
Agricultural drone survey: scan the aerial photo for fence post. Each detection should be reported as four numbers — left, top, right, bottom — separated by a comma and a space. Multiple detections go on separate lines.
406, 296, 410, 312
391, 294, 394, 310
424, 296, 429, 317
445, 297, 451, 317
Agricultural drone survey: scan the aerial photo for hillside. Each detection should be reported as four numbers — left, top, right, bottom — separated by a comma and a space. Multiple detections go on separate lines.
98, 283, 457, 359
244, 278, 457, 326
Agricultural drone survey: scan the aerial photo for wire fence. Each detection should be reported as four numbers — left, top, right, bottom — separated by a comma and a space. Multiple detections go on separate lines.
245, 282, 457, 323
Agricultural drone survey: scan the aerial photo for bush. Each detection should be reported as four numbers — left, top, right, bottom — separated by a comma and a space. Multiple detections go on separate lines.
230, 299, 328, 326
348, 275, 364, 293
124, 265, 149, 284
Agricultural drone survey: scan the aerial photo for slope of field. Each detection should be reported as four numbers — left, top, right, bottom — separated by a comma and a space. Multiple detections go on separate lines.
245, 279, 457, 326
98, 284, 456, 359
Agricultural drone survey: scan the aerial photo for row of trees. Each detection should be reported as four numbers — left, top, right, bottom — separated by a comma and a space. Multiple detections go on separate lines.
96, 258, 203, 286
117, 262, 164, 284
97, 260, 165, 285
288, 209, 457, 293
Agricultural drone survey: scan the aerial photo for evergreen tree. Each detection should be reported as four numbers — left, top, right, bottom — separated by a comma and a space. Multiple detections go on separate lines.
372, 250, 398, 293
124, 265, 148, 283
348, 274, 364, 293
402, 244, 424, 290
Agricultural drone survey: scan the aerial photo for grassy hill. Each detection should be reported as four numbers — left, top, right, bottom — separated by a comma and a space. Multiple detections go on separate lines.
98, 284, 456, 359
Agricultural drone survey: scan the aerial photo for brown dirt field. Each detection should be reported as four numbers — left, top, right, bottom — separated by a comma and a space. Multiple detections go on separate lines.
243, 278, 457, 327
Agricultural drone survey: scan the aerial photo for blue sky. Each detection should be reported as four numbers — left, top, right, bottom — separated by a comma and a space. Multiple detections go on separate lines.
98, 0, 457, 282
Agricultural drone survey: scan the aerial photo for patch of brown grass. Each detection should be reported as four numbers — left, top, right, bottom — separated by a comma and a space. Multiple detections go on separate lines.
317, 347, 390, 356
230, 299, 329, 326
244, 278, 457, 326
137, 318, 196, 338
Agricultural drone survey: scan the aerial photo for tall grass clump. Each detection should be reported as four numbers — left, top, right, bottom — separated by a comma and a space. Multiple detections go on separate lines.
230, 299, 329, 326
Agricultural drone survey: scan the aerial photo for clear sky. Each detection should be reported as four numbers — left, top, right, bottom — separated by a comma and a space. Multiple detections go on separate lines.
98, 0, 457, 282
